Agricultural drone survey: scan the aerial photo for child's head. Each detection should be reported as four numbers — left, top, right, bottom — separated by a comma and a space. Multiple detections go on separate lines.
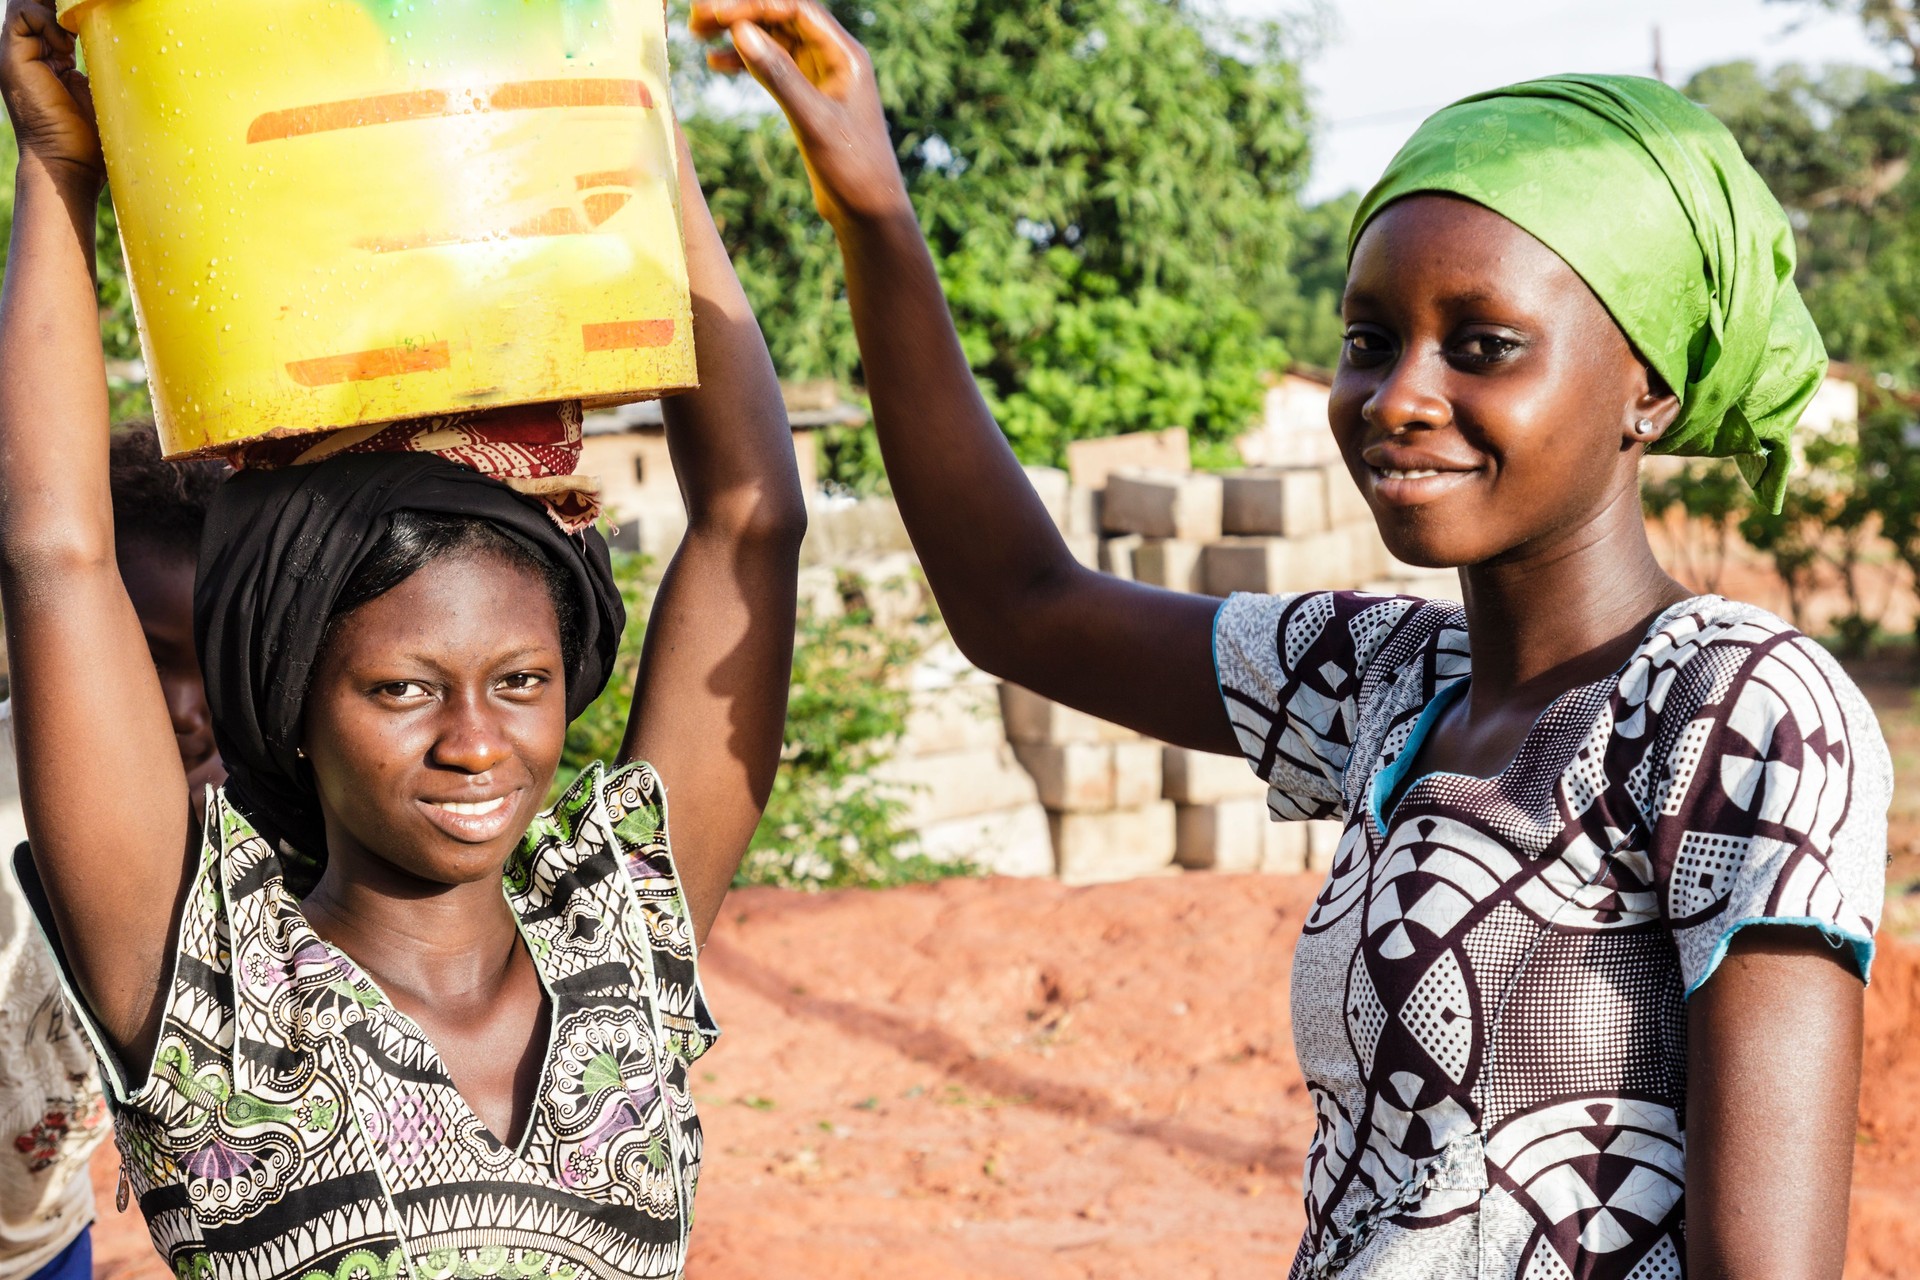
109, 425, 226, 804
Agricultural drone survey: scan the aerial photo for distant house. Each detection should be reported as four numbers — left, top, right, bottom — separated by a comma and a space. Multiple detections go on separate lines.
1236, 366, 1337, 469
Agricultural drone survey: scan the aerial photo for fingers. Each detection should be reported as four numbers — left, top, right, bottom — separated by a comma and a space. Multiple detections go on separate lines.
692, 0, 859, 60
727, 19, 812, 106
7, 0, 74, 54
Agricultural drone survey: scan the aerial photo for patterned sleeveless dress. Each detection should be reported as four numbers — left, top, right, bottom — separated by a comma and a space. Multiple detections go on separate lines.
15, 760, 717, 1280
1212, 592, 1889, 1279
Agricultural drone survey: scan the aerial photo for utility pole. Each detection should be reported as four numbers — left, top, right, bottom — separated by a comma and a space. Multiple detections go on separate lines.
1652, 24, 1666, 83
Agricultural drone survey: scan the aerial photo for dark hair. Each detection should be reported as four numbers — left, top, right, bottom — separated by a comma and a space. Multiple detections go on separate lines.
325, 510, 585, 671
109, 424, 224, 559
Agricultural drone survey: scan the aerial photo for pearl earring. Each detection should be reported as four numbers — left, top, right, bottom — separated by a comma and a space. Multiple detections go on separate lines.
1633, 418, 1656, 438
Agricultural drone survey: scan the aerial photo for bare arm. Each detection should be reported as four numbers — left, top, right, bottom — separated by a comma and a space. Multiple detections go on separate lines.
690, 0, 1234, 755
618, 123, 807, 945
1685, 926, 1863, 1278
0, 0, 194, 1067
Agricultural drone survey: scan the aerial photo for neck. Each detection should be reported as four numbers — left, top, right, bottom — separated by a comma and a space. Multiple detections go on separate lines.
302, 855, 521, 1005
1455, 482, 1691, 704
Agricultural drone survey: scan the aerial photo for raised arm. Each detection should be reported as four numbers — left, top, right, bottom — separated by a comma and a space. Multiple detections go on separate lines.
690, 0, 1235, 755
617, 122, 807, 944
0, 0, 196, 1065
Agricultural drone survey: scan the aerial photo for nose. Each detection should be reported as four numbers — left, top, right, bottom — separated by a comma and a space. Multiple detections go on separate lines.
429, 691, 516, 776
1363, 346, 1452, 435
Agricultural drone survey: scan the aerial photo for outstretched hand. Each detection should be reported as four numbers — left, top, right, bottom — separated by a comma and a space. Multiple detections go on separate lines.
1, 0, 102, 187
690, 0, 908, 227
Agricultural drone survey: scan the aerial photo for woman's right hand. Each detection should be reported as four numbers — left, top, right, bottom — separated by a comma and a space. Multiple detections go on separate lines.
1, 0, 102, 187
689, 0, 909, 228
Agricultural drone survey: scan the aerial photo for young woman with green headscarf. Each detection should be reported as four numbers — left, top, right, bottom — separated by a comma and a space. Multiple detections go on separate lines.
694, 7, 1888, 1276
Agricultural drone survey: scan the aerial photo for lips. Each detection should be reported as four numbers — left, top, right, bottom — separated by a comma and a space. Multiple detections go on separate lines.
1360, 444, 1482, 508
417, 790, 524, 844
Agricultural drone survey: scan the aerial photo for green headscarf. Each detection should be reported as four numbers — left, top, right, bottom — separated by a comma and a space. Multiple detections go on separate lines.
1348, 74, 1825, 513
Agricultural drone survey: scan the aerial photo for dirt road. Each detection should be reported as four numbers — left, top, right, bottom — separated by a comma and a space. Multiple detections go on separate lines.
87, 872, 1920, 1279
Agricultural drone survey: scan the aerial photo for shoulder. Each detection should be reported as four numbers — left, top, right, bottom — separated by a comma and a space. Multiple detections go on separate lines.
520, 760, 669, 873
1632, 597, 1883, 756
1215, 589, 1464, 692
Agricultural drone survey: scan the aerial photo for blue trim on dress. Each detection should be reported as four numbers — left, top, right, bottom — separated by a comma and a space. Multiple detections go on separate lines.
1369, 679, 1468, 836
1684, 915, 1877, 1000
1209, 594, 1230, 696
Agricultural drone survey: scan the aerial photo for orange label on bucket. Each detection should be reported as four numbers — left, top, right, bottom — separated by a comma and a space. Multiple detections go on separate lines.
66, 0, 697, 457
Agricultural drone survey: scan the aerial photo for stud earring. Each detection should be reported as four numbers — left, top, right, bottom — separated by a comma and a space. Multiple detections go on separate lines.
296, 748, 308, 760
1633, 418, 1656, 438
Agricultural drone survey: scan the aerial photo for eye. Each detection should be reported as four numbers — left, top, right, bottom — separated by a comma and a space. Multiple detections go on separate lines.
497, 672, 549, 695
372, 679, 432, 702
1342, 327, 1393, 364
1452, 332, 1525, 366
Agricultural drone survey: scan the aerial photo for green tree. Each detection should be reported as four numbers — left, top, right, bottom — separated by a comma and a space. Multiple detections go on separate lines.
1769, 0, 1920, 76
688, 0, 1316, 476
1272, 189, 1356, 372
1686, 60, 1920, 383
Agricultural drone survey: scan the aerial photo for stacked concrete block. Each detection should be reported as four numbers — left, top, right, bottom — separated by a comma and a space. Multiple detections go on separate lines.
1168, 746, 1271, 874
1099, 533, 1144, 580
1132, 539, 1207, 592
1066, 427, 1190, 489
1023, 464, 1072, 529
1023, 464, 1105, 570
884, 643, 1053, 878
1220, 468, 1329, 539
1000, 684, 1177, 883
1013, 741, 1163, 812
1305, 819, 1344, 872
1324, 465, 1373, 529
1204, 535, 1333, 596
1101, 469, 1224, 542
1049, 803, 1179, 885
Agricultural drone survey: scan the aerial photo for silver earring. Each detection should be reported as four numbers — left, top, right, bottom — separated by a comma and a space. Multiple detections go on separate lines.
296, 748, 308, 760
1633, 418, 1656, 438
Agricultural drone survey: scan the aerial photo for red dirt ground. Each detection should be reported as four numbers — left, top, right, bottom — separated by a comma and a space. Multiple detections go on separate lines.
86, 872, 1920, 1280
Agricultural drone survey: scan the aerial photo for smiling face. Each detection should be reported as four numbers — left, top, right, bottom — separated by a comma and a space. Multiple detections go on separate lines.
300, 549, 569, 889
1331, 194, 1679, 569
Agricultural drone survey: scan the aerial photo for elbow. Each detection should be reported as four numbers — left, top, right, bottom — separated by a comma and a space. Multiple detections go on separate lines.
687, 488, 810, 554
935, 557, 1082, 684
0, 528, 117, 588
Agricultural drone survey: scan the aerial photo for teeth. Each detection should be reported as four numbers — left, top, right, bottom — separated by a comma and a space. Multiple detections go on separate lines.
1379, 468, 1442, 480
432, 797, 508, 817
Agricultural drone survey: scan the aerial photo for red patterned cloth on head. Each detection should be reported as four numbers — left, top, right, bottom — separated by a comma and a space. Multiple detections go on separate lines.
228, 400, 601, 533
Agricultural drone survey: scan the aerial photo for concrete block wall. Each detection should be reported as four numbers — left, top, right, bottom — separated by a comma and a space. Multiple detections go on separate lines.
602, 426, 1454, 884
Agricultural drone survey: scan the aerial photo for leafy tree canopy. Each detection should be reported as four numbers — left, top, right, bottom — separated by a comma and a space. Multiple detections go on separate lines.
687, 0, 1317, 474
1686, 58, 1920, 383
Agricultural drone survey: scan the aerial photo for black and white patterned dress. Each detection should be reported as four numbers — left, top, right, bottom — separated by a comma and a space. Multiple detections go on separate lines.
1213, 591, 1889, 1280
15, 760, 717, 1280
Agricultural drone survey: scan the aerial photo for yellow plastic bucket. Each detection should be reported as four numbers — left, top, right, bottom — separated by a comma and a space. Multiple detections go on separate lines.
59, 0, 697, 457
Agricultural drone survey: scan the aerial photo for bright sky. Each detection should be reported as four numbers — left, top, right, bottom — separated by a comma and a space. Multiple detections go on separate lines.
1264, 0, 1902, 201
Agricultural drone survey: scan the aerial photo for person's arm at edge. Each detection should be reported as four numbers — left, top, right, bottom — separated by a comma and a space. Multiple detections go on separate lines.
617, 121, 806, 945
1685, 925, 1863, 1279
0, 0, 196, 1069
691, 0, 1236, 756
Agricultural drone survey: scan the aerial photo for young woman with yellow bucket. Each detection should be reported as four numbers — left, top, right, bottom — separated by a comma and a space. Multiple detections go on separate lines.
0, 2, 806, 1278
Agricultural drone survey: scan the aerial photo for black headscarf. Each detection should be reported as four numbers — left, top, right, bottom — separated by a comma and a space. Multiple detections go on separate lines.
195, 453, 625, 860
